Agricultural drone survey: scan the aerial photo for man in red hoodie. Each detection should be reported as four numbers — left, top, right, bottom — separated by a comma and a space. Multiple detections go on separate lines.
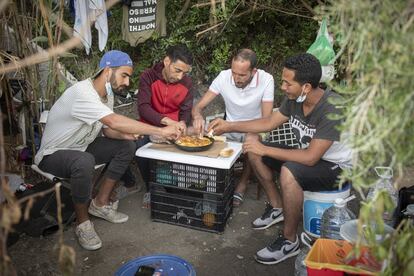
138, 44, 194, 132
134, 44, 195, 207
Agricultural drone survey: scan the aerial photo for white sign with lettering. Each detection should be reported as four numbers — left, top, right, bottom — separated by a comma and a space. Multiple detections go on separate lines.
128, 0, 157, 32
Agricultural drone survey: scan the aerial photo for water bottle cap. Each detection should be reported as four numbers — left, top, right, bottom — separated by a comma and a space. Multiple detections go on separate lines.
374, 166, 393, 179
334, 198, 346, 207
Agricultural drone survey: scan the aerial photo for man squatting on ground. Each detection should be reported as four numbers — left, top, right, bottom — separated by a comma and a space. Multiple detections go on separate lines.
208, 53, 352, 264
35, 51, 181, 251
192, 48, 274, 207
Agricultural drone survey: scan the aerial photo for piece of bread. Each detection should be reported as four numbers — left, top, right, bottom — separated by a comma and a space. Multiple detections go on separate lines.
213, 135, 226, 142
219, 147, 234, 157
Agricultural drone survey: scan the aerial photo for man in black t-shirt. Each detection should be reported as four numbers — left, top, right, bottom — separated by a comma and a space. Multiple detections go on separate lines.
208, 53, 352, 265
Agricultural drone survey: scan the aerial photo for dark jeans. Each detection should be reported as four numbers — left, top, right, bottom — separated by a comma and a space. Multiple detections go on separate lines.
261, 142, 343, 192
39, 137, 135, 203
120, 136, 150, 190
135, 136, 150, 191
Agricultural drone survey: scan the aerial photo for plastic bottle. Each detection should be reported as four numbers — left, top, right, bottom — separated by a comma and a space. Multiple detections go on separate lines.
294, 232, 313, 276
321, 195, 356, 240
367, 167, 398, 227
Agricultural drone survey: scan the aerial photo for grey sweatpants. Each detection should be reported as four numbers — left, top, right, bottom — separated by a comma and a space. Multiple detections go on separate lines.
39, 137, 135, 203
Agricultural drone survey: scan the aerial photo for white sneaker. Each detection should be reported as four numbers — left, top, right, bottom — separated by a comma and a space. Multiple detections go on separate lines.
111, 200, 119, 210
252, 202, 284, 230
88, 199, 128, 223
255, 234, 300, 265
75, 220, 102, 250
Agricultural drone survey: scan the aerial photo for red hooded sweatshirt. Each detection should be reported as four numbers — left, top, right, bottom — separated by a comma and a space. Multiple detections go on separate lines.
137, 62, 194, 126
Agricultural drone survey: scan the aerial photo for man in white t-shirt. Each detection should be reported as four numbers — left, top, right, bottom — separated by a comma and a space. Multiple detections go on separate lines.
192, 49, 274, 206
35, 51, 181, 251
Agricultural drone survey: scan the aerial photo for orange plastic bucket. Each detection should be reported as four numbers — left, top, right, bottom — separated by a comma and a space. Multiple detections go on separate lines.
305, 239, 381, 276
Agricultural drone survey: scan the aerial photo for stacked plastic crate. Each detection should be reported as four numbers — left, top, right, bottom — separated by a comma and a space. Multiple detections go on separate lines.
149, 159, 235, 233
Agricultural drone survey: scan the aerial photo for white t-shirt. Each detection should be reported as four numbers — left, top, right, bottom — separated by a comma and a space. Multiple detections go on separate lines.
35, 79, 114, 165
209, 69, 274, 122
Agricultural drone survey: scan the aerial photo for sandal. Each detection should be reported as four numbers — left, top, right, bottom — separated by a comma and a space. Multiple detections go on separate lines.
142, 192, 151, 209
233, 192, 244, 207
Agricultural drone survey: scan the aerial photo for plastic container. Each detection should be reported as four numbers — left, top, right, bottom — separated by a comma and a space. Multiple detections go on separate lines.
321, 196, 356, 240
367, 167, 398, 227
150, 159, 234, 194
303, 183, 351, 238
340, 219, 394, 244
305, 239, 380, 276
115, 254, 196, 276
295, 233, 313, 276
150, 183, 234, 233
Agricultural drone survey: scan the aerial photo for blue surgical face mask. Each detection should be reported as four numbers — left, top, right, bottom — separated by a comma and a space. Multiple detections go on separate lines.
105, 73, 114, 96
105, 80, 113, 96
296, 88, 307, 103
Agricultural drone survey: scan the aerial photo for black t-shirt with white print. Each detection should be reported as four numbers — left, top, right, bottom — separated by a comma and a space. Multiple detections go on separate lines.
279, 88, 352, 168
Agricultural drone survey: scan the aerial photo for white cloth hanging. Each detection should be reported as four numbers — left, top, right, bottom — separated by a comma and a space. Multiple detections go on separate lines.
74, 0, 91, 54
90, 0, 108, 52
73, 0, 108, 54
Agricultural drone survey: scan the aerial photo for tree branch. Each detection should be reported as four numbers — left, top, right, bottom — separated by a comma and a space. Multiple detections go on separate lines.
176, 0, 191, 22
0, 0, 120, 75
300, 0, 315, 15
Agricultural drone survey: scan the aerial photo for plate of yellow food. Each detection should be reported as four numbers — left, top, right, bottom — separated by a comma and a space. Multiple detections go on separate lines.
174, 135, 214, 152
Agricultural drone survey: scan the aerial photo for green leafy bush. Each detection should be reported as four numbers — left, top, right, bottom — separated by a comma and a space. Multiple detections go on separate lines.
60, 1, 317, 103
327, 0, 414, 274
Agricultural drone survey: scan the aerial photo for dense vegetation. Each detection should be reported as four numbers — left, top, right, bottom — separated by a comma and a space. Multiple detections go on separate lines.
61, 0, 318, 102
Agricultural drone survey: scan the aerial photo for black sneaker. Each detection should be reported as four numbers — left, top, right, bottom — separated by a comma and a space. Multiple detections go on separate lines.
252, 202, 284, 230
255, 234, 300, 265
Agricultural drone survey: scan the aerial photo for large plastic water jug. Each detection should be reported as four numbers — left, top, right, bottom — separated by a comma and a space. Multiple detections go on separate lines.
303, 183, 350, 238
320, 196, 356, 240
367, 166, 398, 227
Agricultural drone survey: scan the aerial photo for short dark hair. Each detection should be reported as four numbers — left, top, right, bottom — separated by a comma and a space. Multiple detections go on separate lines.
166, 44, 193, 66
283, 53, 321, 88
233, 48, 257, 69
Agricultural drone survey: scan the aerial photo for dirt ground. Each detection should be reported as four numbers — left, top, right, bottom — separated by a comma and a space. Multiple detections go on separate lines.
8, 168, 414, 275
8, 178, 298, 276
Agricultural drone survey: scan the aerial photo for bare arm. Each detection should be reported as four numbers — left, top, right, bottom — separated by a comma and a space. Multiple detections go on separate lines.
243, 137, 333, 166
209, 110, 289, 135
160, 117, 187, 134
261, 101, 274, 117
191, 90, 217, 134
102, 127, 139, 140
100, 113, 180, 139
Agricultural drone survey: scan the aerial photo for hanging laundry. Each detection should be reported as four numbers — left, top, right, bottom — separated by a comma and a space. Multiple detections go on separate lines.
73, 0, 108, 54
121, 0, 166, 46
